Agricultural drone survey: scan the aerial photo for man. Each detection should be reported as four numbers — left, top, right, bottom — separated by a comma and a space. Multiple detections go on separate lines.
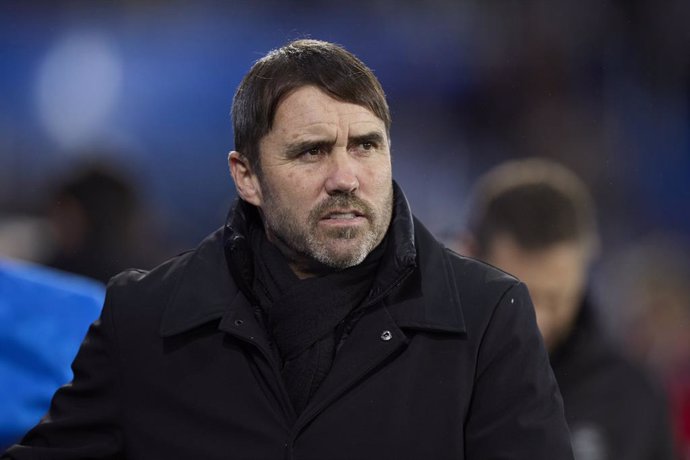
460, 158, 675, 459
3, 40, 573, 459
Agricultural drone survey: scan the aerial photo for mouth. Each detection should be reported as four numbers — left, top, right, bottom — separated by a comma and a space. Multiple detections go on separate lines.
322, 210, 365, 220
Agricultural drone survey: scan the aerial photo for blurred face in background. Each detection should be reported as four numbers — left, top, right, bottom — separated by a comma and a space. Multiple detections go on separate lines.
231, 85, 393, 277
485, 235, 589, 351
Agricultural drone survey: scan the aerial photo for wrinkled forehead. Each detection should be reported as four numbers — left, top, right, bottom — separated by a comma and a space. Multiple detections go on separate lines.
271, 86, 388, 138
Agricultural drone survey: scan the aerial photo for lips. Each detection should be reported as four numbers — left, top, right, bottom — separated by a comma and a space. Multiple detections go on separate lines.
323, 210, 365, 220
310, 195, 372, 225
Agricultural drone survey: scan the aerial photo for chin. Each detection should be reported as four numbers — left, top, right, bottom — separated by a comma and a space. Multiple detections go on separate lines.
314, 245, 370, 269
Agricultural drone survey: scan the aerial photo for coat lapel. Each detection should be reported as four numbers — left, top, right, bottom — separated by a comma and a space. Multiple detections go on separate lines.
157, 228, 274, 357
295, 216, 467, 433
386, 218, 467, 335
295, 303, 409, 431
157, 228, 296, 421
157, 229, 232, 338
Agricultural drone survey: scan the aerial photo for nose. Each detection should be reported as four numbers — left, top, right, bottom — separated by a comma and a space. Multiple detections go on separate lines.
324, 151, 359, 195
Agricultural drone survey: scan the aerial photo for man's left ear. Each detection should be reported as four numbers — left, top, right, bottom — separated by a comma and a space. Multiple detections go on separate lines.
228, 151, 262, 207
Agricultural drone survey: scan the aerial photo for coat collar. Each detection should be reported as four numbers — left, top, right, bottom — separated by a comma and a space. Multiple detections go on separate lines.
383, 214, 466, 336
159, 183, 465, 338
158, 228, 238, 337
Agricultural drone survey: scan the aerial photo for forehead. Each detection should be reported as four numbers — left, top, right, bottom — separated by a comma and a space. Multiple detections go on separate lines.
272, 85, 386, 135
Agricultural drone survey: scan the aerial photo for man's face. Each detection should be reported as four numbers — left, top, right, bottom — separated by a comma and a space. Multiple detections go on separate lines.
486, 235, 589, 351
244, 85, 393, 276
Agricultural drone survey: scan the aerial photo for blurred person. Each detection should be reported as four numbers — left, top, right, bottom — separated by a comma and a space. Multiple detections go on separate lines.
599, 235, 690, 459
0, 257, 104, 450
45, 162, 141, 283
459, 158, 675, 460
3, 40, 573, 459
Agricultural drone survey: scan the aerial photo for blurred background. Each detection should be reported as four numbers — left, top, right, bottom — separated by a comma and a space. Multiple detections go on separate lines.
1, 1, 688, 259
0, 0, 689, 454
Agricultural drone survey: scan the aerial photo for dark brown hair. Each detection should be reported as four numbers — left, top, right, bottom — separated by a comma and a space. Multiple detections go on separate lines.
231, 39, 391, 173
466, 158, 598, 255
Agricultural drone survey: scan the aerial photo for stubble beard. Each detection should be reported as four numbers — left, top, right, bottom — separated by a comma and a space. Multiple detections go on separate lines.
261, 187, 393, 271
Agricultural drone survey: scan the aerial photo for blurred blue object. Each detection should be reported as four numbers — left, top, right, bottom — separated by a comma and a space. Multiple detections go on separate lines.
0, 258, 104, 450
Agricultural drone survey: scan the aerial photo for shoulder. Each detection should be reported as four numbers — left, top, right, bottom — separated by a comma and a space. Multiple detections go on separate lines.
445, 248, 520, 302
412, 218, 530, 332
446, 249, 536, 345
103, 248, 197, 328
106, 249, 194, 300
103, 228, 233, 332
106, 227, 227, 301
412, 216, 520, 299
443, 242, 527, 324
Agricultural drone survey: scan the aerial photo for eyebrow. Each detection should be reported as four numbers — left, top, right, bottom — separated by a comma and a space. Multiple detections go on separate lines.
283, 131, 386, 157
284, 139, 335, 158
348, 131, 386, 147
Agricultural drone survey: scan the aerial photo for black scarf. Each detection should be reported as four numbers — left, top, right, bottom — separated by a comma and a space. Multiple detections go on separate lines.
224, 183, 417, 415
249, 222, 386, 414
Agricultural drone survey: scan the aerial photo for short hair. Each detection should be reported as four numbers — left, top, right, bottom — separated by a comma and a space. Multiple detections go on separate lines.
231, 39, 391, 173
466, 158, 598, 255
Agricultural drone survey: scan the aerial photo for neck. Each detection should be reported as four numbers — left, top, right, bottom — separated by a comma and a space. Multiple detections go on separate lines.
263, 231, 337, 280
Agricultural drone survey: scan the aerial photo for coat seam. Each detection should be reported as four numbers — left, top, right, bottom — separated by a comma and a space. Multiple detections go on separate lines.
472, 281, 521, 382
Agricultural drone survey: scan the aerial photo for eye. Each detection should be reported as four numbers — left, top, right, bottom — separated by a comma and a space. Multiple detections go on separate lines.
353, 140, 378, 154
298, 144, 327, 161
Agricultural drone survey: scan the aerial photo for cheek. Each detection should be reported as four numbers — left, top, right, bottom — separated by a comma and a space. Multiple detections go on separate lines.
363, 159, 392, 192
265, 170, 308, 202
290, 166, 325, 192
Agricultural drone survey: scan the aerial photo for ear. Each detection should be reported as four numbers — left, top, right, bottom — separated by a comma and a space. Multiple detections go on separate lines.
228, 151, 262, 207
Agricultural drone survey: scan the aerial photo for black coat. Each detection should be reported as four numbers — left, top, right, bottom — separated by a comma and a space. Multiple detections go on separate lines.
4, 197, 573, 459
551, 300, 675, 459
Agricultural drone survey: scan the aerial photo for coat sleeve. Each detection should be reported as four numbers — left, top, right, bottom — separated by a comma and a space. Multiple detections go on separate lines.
2, 287, 124, 459
464, 282, 574, 459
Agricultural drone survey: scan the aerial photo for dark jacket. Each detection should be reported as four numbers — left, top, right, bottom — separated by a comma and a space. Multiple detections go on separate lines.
4, 192, 573, 459
551, 300, 675, 460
